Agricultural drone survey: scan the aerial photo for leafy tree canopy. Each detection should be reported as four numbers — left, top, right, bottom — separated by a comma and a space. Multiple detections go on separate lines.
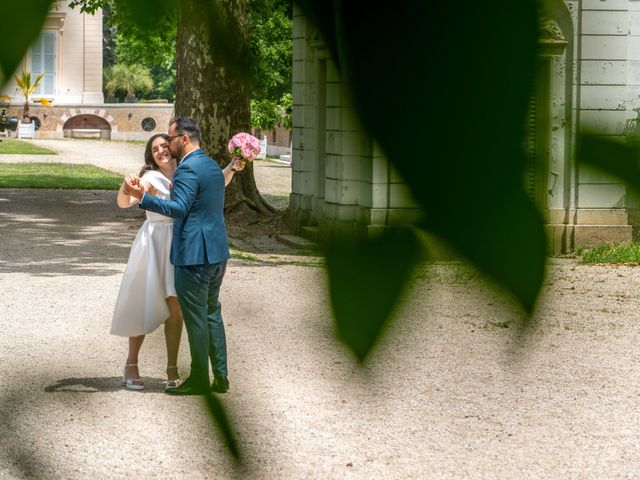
72, 0, 291, 117
248, 0, 292, 130
70, 0, 177, 101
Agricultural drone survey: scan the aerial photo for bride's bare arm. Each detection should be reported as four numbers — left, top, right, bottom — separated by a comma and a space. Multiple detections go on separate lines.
222, 157, 245, 186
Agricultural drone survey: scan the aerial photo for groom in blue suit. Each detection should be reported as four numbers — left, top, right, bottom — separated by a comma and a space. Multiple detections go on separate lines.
126, 117, 231, 395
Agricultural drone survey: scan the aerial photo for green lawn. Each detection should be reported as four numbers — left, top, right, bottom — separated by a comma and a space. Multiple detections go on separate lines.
0, 138, 58, 155
0, 163, 122, 190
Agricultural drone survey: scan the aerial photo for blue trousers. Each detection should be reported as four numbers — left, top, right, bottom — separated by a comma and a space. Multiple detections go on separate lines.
174, 261, 228, 387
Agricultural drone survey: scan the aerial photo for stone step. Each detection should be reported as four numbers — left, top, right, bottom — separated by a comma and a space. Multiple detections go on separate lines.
276, 234, 318, 251
300, 225, 319, 242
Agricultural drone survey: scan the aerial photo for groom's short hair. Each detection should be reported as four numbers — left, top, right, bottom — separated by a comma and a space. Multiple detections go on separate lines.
171, 117, 201, 143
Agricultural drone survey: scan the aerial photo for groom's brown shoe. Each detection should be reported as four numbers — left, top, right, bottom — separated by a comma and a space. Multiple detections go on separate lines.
211, 377, 229, 393
166, 378, 209, 396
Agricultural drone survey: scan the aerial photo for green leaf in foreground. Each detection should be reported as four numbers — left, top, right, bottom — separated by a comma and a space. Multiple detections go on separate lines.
324, 227, 425, 362
0, 163, 121, 190
296, 1, 546, 315
0, 1, 54, 86
577, 135, 640, 196
204, 393, 241, 461
424, 185, 547, 315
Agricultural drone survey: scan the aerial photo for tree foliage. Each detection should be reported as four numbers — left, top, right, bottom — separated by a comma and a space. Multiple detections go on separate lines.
109, 6, 177, 101
248, 0, 292, 130
73, 0, 291, 116
116, 37, 176, 101
70, 0, 177, 101
104, 63, 153, 99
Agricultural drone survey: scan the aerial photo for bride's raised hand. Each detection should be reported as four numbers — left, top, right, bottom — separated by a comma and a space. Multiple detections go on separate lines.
124, 173, 140, 187
118, 173, 144, 206
230, 157, 246, 172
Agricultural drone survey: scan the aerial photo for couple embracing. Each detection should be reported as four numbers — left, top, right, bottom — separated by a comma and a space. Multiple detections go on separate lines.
111, 116, 245, 396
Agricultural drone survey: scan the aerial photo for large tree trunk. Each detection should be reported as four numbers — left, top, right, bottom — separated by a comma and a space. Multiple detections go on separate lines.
175, 0, 276, 216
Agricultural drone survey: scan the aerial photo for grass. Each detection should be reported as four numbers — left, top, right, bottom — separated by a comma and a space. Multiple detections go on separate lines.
0, 163, 122, 190
230, 250, 262, 262
579, 242, 640, 264
0, 138, 57, 155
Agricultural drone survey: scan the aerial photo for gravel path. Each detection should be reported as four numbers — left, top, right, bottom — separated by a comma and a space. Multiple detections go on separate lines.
1, 140, 640, 479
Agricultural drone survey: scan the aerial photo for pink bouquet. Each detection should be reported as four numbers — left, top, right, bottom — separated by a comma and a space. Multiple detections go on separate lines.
227, 132, 261, 169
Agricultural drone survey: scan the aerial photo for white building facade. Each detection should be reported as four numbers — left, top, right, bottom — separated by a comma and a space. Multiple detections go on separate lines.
289, 5, 421, 242
1, 3, 172, 141
3, 3, 103, 106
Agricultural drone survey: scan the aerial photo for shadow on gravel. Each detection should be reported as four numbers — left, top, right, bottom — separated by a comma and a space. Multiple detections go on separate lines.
44, 376, 168, 393
0, 390, 53, 478
0, 189, 142, 276
0, 188, 322, 274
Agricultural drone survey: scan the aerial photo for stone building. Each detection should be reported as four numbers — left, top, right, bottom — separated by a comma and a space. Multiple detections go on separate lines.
289, 0, 640, 253
288, 5, 421, 242
1, 3, 172, 141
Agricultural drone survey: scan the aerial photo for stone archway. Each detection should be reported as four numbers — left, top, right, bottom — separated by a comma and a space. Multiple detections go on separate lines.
63, 114, 112, 139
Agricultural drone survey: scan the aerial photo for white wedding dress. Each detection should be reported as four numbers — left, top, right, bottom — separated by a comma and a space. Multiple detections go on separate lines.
110, 170, 176, 337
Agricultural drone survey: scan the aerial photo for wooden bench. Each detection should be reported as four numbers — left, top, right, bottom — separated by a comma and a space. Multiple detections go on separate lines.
70, 128, 101, 139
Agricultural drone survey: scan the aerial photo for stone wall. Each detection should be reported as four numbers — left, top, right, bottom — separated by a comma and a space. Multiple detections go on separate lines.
289, 6, 421, 239
570, 0, 640, 250
252, 126, 292, 157
2, 103, 174, 141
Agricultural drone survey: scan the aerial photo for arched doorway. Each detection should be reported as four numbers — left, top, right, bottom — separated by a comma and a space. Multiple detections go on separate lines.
63, 114, 112, 140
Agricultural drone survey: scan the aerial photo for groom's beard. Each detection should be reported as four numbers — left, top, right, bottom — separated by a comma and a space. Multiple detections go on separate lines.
170, 143, 184, 163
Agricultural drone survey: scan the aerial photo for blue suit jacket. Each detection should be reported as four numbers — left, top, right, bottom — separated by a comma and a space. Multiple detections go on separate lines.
139, 149, 230, 266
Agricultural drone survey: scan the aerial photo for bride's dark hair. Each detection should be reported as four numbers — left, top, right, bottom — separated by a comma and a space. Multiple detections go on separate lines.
140, 133, 171, 177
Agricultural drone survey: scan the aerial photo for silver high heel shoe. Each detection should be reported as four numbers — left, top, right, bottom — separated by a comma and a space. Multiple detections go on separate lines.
122, 363, 144, 390
164, 365, 182, 392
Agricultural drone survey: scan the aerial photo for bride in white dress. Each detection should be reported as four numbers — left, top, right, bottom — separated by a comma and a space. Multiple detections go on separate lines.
111, 133, 184, 391
112, 133, 243, 391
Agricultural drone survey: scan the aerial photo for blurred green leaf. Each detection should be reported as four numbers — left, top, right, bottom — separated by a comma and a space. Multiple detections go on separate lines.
297, 0, 545, 313
204, 393, 241, 461
424, 184, 547, 314
577, 135, 640, 196
324, 228, 426, 361
293, 0, 339, 69
0, 1, 54, 86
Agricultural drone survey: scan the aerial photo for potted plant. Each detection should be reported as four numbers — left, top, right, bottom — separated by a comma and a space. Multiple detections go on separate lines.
104, 64, 153, 103
15, 71, 44, 121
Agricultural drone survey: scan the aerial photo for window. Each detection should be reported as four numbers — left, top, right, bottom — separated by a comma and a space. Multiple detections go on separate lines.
141, 117, 156, 132
31, 31, 56, 96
